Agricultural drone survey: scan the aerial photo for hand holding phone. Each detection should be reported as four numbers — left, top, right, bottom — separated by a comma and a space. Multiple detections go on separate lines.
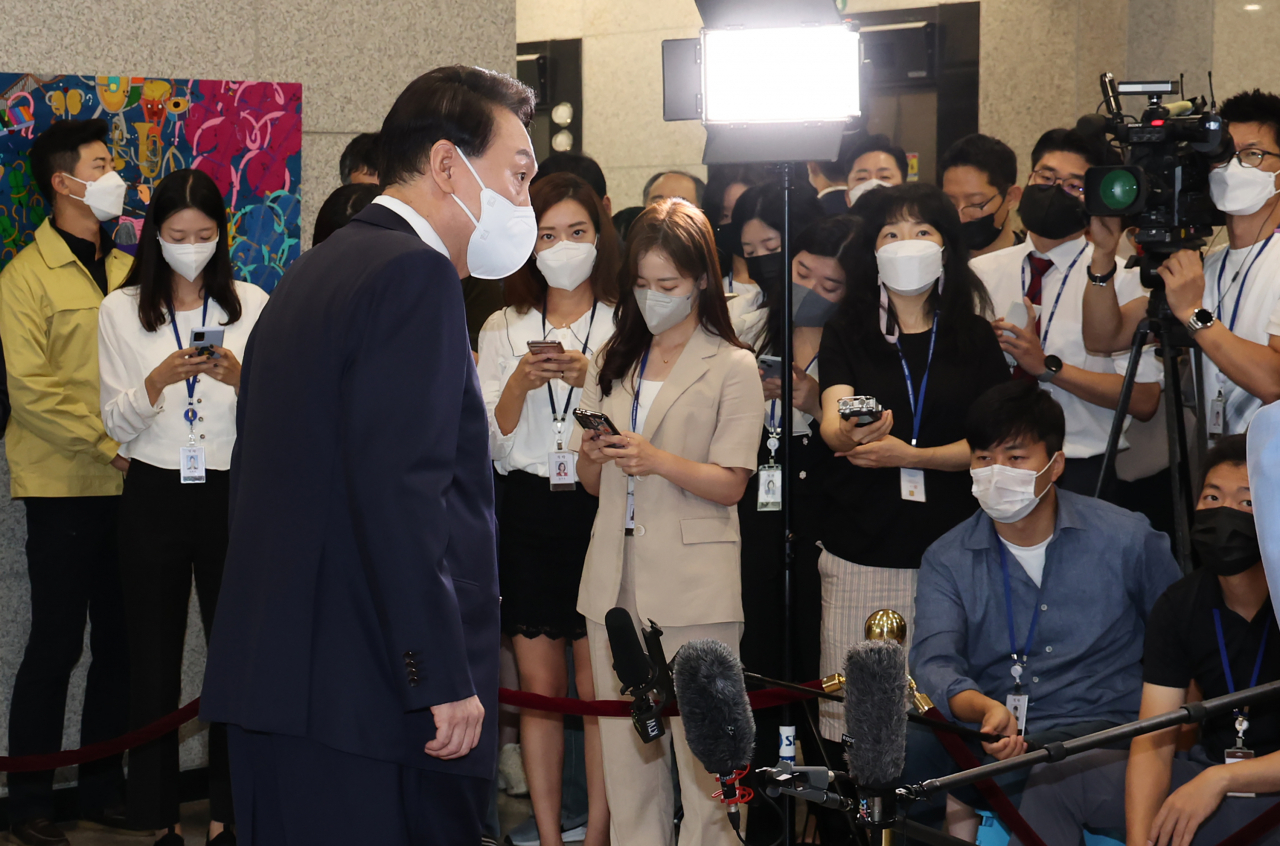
189, 327, 224, 358
758, 354, 783, 381
527, 340, 566, 356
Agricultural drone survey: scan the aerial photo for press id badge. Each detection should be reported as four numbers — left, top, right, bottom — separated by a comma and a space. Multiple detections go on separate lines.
179, 446, 206, 484
549, 451, 576, 491
757, 464, 782, 511
1006, 693, 1029, 734
1209, 390, 1226, 437
901, 468, 926, 502
1226, 747, 1257, 797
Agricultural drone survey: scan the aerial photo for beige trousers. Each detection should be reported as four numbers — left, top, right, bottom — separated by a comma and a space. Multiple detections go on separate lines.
587, 538, 744, 846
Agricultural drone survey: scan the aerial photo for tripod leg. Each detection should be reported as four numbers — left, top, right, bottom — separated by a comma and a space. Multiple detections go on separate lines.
1095, 320, 1151, 498
1161, 344, 1194, 573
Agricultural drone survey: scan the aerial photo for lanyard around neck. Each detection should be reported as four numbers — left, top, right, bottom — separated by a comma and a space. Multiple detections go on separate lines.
999, 543, 1044, 693
1022, 245, 1087, 347
1213, 608, 1271, 721
166, 295, 210, 419
631, 346, 651, 433
541, 298, 598, 434
1215, 234, 1274, 332
767, 353, 819, 434
894, 316, 939, 447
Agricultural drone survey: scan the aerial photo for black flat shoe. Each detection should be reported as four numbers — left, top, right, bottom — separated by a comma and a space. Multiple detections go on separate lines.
9, 818, 69, 846
79, 806, 153, 836
155, 830, 185, 846
208, 827, 237, 845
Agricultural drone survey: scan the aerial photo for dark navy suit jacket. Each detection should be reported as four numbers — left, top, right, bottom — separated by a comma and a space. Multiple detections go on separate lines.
201, 203, 500, 779
819, 189, 849, 217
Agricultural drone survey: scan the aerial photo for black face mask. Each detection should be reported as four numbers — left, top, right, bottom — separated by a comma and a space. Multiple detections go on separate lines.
745, 252, 786, 293
1018, 184, 1089, 240
960, 197, 1006, 251
1192, 506, 1262, 577
792, 282, 840, 327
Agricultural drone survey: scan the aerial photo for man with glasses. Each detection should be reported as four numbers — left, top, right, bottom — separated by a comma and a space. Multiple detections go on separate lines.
971, 128, 1162, 498
941, 133, 1025, 258
1083, 90, 1280, 437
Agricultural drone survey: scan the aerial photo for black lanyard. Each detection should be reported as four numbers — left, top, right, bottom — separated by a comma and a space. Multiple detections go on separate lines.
166, 295, 209, 425
541, 298, 598, 446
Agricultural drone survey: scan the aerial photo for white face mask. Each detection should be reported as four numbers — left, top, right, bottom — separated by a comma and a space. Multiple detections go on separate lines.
158, 236, 218, 283
877, 239, 943, 296
64, 171, 127, 221
847, 178, 891, 208
450, 149, 538, 279
634, 287, 694, 336
1210, 158, 1279, 216
536, 239, 597, 291
970, 452, 1060, 524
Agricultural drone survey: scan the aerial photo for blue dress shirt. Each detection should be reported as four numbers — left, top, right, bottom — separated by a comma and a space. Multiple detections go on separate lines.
911, 489, 1180, 734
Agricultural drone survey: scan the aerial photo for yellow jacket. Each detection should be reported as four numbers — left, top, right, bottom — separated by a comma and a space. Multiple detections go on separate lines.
0, 220, 132, 497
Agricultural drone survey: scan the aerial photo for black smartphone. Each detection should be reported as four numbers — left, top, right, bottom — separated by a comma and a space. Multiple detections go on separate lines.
573, 408, 621, 438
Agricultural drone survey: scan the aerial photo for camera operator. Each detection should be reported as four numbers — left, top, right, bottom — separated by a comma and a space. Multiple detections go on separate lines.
973, 128, 1162, 498
1009, 435, 1280, 846
940, 133, 1025, 258
1082, 90, 1280, 436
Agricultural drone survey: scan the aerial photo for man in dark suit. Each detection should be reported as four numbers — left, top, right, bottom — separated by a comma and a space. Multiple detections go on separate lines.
201, 66, 538, 845
806, 131, 859, 217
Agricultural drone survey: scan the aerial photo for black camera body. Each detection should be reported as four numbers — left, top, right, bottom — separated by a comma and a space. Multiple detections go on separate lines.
1082, 74, 1234, 288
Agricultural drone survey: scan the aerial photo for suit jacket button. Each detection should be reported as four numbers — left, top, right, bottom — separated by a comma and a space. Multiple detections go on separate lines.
634, 524, 645, 536
409, 679, 419, 687
403, 651, 414, 658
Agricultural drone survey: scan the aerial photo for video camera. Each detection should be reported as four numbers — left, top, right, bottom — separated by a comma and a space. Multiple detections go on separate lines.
1082, 72, 1235, 288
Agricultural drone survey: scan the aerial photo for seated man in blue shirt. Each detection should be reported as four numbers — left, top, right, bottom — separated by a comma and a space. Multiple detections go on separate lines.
903, 380, 1181, 833
1011, 434, 1280, 846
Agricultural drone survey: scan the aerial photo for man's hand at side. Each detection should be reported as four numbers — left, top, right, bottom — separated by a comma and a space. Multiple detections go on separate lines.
425, 695, 485, 760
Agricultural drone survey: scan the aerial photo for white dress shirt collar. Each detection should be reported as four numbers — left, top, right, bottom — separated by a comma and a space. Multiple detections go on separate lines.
371, 195, 451, 259
1030, 234, 1088, 271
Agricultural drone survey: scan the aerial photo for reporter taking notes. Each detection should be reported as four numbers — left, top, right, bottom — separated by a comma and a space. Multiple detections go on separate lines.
200, 66, 537, 845
571, 199, 764, 846
477, 171, 619, 846
97, 169, 267, 842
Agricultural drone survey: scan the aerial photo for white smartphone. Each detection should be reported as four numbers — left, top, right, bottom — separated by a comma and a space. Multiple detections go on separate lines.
1002, 301, 1030, 368
189, 327, 224, 358
759, 354, 784, 381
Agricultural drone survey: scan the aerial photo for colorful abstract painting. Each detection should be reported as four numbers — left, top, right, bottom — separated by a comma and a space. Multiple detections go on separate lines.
0, 74, 302, 293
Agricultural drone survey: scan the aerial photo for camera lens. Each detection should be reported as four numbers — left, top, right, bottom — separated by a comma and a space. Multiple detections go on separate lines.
1100, 170, 1140, 211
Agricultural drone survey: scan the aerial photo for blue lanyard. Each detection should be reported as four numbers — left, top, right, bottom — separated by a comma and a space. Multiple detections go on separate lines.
166, 296, 210, 424
541, 298, 599, 426
894, 317, 938, 447
1215, 234, 1274, 332
631, 347, 650, 433
1021, 245, 1087, 347
1213, 608, 1270, 722
999, 544, 1043, 691
767, 354, 819, 433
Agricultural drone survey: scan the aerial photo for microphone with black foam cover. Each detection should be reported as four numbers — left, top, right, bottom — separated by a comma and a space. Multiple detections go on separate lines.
842, 639, 910, 826
672, 638, 757, 833
605, 606, 665, 743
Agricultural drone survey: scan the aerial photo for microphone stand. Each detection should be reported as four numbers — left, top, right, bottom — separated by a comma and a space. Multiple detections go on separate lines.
779, 162, 796, 846
902, 679, 1280, 799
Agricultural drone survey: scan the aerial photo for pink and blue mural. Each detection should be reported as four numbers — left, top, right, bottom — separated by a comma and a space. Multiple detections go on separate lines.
0, 74, 302, 293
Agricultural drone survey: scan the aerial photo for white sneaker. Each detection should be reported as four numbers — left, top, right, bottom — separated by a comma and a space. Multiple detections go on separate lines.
498, 742, 530, 796
561, 822, 588, 843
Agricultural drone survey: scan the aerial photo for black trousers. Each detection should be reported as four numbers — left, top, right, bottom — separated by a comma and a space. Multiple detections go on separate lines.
118, 461, 232, 828
7, 495, 128, 823
227, 726, 490, 846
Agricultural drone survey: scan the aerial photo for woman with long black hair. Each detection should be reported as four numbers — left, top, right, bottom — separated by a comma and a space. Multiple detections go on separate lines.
725, 183, 824, 321
573, 199, 764, 846
98, 168, 267, 845
814, 183, 1008, 759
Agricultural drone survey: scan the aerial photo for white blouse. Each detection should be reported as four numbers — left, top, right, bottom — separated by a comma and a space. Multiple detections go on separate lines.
98, 281, 270, 470
477, 301, 617, 478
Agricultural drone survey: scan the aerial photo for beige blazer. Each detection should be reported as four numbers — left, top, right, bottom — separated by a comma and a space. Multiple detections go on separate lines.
570, 326, 765, 627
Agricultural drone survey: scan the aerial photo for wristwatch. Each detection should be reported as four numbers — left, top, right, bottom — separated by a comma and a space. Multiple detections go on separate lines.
1038, 355, 1063, 383
1087, 261, 1117, 287
1187, 308, 1216, 335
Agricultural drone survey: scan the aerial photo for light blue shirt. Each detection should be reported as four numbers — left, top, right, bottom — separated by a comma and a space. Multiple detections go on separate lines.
911, 489, 1180, 733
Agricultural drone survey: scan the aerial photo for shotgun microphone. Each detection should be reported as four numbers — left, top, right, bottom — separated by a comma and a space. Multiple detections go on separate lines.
842, 639, 911, 829
605, 606, 670, 743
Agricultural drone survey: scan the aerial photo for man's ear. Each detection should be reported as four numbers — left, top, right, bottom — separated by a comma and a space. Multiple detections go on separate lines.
427, 140, 460, 197
603, 195, 613, 218
50, 172, 79, 199
1006, 184, 1023, 209
1047, 449, 1066, 484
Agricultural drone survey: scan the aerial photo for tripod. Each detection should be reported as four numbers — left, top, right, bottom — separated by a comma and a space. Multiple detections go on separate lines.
1094, 265, 1208, 572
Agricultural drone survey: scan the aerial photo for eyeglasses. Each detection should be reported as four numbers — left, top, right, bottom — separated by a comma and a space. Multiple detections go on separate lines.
1220, 149, 1280, 169
1030, 168, 1086, 198
957, 192, 1003, 221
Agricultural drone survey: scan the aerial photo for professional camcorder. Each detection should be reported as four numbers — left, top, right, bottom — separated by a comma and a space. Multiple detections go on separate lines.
1082, 73, 1234, 287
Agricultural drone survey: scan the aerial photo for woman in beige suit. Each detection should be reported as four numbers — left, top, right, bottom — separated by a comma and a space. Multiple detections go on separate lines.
571, 199, 765, 846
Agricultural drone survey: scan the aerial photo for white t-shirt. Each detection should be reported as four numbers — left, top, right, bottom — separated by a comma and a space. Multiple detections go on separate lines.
971, 236, 1162, 458
1199, 236, 1280, 434
633, 379, 662, 434
1001, 536, 1052, 587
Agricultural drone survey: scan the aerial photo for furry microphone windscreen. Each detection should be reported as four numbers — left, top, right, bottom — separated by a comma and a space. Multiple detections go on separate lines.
843, 640, 910, 788
672, 638, 757, 773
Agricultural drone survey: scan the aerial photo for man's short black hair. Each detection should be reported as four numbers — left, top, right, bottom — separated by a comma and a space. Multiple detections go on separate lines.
379, 66, 536, 188
966, 380, 1066, 457
849, 134, 909, 183
1200, 433, 1249, 492
29, 118, 109, 205
814, 132, 862, 183
642, 170, 705, 206
1029, 127, 1116, 172
533, 151, 607, 200
339, 132, 380, 184
1221, 89, 1280, 149
940, 134, 1018, 194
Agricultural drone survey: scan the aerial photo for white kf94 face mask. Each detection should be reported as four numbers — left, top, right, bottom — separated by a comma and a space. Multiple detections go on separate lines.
535, 239, 597, 291
65, 171, 127, 221
158, 237, 218, 283
1209, 158, 1279, 216
970, 453, 1061, 524
877, 239, 944, 296
451, 149, 538, 279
